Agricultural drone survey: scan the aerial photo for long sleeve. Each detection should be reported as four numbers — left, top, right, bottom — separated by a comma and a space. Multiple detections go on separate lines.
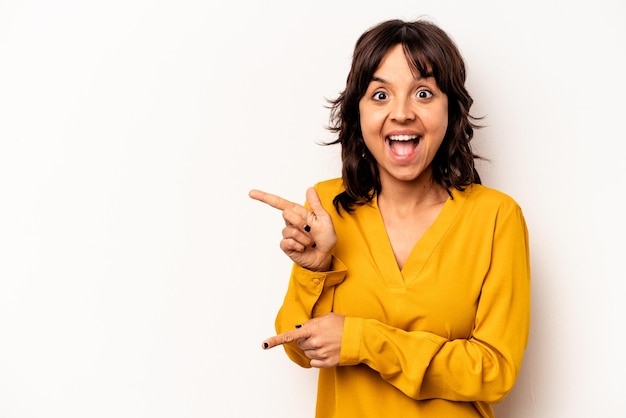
267, 179, 530, 417
275, 259, 347, 367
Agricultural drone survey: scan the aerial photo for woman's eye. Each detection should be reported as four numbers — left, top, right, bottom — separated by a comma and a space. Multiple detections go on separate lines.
417, 89, 433, 99
372, 91, 388, 101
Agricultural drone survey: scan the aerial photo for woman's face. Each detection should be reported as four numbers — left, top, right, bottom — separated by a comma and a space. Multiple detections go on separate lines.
359, 44, 448, 187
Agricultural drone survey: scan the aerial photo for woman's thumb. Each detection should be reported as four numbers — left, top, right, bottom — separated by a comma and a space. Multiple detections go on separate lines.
306, 187, 327, 218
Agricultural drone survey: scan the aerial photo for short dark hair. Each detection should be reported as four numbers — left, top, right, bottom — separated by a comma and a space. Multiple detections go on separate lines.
325, 19, 482, 213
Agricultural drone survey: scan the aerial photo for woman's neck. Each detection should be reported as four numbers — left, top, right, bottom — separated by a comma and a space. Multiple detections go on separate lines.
377, 175, 448, 216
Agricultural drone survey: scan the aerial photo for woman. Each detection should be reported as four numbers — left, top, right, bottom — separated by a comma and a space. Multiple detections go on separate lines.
249, 18, 530, 418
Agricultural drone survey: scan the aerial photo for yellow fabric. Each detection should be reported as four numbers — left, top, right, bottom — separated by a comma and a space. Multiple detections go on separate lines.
275, 178, 531, 418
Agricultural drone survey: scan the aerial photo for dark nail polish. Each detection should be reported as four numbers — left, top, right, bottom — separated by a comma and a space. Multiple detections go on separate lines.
295, 324, 302, 329
304, 225, 311, 232
262, 342, 269, 349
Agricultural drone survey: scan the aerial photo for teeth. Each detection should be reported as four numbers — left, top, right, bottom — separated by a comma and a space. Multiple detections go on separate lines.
388, 135, 418, 141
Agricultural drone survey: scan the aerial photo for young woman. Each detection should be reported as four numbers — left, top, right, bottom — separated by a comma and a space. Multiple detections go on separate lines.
249, 18, 530, 418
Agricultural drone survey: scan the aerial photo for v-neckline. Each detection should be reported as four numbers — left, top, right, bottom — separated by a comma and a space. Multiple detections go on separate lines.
359, 187, 470, 287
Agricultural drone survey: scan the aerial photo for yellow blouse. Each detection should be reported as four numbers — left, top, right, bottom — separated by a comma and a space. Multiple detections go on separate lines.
274, 178, 531, 418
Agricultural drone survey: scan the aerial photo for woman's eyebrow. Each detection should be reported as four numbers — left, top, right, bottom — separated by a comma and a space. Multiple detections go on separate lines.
370, 74, 427, 83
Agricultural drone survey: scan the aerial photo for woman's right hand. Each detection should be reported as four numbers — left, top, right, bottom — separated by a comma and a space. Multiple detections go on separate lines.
248, 187, 337, 272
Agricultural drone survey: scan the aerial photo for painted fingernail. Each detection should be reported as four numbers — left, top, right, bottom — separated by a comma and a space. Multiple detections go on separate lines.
295, 324, 302, 329
262, 342, 269, 349
304, 225, 311, 232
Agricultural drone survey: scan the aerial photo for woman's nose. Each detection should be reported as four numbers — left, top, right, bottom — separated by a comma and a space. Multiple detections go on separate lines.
390, 97, 416, 123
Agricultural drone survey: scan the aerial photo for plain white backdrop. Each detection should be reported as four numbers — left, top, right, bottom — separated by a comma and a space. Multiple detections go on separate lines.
1, 1, 624, 417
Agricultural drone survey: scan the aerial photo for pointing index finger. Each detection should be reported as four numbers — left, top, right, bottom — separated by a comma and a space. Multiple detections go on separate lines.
262, 327, 310, 350
249, 189, 297, 211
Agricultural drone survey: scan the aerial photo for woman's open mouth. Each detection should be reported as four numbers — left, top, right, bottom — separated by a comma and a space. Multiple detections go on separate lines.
386, 134, 420, 157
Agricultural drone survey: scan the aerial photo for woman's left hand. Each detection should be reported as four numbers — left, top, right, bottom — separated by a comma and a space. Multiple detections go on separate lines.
261, 313, 345, 368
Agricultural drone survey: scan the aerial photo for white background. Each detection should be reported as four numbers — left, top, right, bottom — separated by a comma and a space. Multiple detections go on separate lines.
1, 1, 624, 417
